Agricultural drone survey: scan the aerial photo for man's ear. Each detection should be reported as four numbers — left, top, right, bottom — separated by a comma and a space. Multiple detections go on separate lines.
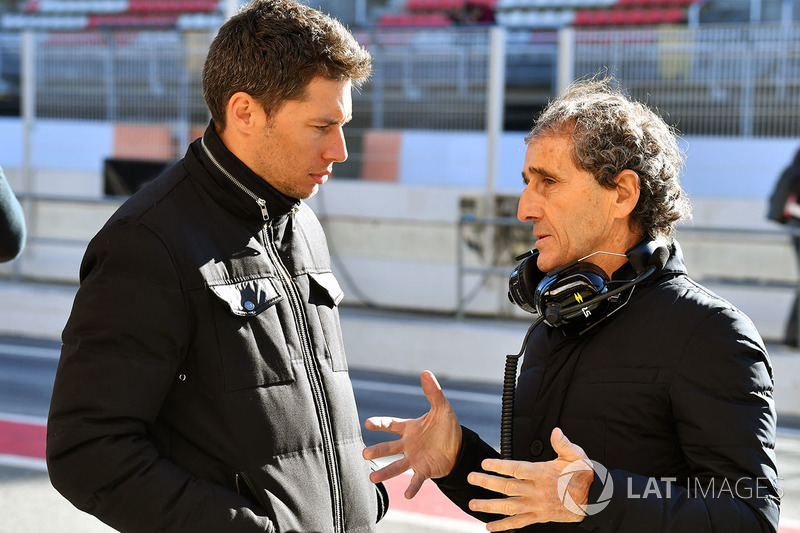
225, 92, 265, 133
613, 169, 641, 218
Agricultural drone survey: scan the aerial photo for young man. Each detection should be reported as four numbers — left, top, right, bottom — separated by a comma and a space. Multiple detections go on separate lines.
364, 77, 780, 532
46, 1, 387, 531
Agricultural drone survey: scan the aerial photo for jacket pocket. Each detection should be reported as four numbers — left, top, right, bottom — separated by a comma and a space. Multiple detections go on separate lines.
235, 471, 277, 528
307, 271, 348, 371
208, 276, 295, 391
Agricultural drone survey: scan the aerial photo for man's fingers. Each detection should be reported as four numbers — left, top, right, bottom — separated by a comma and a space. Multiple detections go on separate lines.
365, 416, 406, 434
362, 438, 404, 461
468, 495, 523, 517
419, 370, 447, 409
484, 513, 539, 533
480, 458, 535, 481
469, 498, 543, 531
404, 471, 426, 499
368, 457, 411, 484
550, 427, 585, 461
467, 471, 524, 497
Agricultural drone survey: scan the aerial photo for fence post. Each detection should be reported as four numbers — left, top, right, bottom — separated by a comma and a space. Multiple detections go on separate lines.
557, 27, 575, 95
15, 30, 36, 281
485, 26, 505, 217
104, 30, 116, 121
370, 33, 384, 129
740, 28, 754, 137
177, 32, 190, 155
456, 216, 465, 320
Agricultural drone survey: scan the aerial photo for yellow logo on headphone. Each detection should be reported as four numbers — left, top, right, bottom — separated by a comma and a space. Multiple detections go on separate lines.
574, 293, 584, 304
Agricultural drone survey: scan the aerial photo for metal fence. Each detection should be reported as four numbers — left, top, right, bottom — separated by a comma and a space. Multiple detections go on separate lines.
0, 27, 498, 175
571, 24, 800, 137
36, 31, 208, 123
353, 28, 492, 131
1, 30, 212, 160
2, 24, 800, 166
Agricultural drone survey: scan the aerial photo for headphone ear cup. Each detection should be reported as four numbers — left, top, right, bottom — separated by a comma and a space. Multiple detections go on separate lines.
508, 252, 546, 314
534, 263, 611, 332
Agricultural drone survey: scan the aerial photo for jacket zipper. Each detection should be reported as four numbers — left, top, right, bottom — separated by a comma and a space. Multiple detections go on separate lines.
201, 137, 268, 220
202, 138, 344, 531
265, 222, 344, 533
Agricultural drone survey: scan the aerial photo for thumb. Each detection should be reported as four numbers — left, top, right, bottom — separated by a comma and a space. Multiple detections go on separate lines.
551, 427, 582, 460
419, 370, 447, 409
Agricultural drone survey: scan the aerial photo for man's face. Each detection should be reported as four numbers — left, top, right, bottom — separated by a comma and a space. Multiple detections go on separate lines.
517, 134, 622, 273
252, 76, 352, 200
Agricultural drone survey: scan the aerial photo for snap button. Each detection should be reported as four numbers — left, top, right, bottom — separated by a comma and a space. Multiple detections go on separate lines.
530, 439, 543, 456
244, 301, 255, 311
178, 374, 187, 382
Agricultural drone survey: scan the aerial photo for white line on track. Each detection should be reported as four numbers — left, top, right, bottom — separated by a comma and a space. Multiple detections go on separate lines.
0, 454, 47, 472
0, 412, 47, 426
0, 343, 60, 360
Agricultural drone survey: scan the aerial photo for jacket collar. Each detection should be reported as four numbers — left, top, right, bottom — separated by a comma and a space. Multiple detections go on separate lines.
188, 121, 300, 224
611, 238, 688, 282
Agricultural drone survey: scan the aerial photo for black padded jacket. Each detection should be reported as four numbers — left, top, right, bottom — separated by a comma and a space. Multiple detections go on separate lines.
435, 242, 780, 532
47, 123, 388, 533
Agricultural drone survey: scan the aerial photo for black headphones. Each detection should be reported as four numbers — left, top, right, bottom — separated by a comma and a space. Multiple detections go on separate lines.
507, 238, 670, 335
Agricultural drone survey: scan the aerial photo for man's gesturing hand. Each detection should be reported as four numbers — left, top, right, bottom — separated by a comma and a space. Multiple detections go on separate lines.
466, 428, 594, 532
362, 370, 462, 499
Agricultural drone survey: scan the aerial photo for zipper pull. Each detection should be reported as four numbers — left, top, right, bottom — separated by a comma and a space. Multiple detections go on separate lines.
257, 198, 268, 221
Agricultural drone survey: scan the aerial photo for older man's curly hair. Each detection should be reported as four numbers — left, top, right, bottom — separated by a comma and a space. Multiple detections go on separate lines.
526, 76, 691, 240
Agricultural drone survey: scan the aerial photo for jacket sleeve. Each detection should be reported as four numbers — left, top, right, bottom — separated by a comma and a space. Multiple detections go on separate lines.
432, 425, 504, 523
580, 307, 780, 533
46, 219, 273, 533
0, 166, 26, 262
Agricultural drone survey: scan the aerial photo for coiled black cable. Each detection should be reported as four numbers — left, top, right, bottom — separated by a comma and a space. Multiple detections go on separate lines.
500, 315, 544, 460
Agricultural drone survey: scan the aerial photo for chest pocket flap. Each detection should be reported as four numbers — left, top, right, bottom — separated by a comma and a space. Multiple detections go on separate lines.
208, 276, 294, 391
308, 271, 344, 307
209, 277, 283, 316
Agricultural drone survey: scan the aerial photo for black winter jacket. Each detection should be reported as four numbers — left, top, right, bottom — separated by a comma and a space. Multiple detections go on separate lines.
47, 123, 388, 532
435, 242, 780, 532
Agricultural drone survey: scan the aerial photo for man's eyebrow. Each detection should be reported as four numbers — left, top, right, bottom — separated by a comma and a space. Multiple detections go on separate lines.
318, 114, 352, 125
526, 165, 560, 181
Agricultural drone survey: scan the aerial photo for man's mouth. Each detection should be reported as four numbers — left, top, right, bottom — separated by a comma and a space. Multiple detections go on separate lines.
311, 173, 329, 185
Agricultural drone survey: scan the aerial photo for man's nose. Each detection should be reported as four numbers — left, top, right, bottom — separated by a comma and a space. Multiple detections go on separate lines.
324, 127, 348, 163
517, 187, 537, 222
